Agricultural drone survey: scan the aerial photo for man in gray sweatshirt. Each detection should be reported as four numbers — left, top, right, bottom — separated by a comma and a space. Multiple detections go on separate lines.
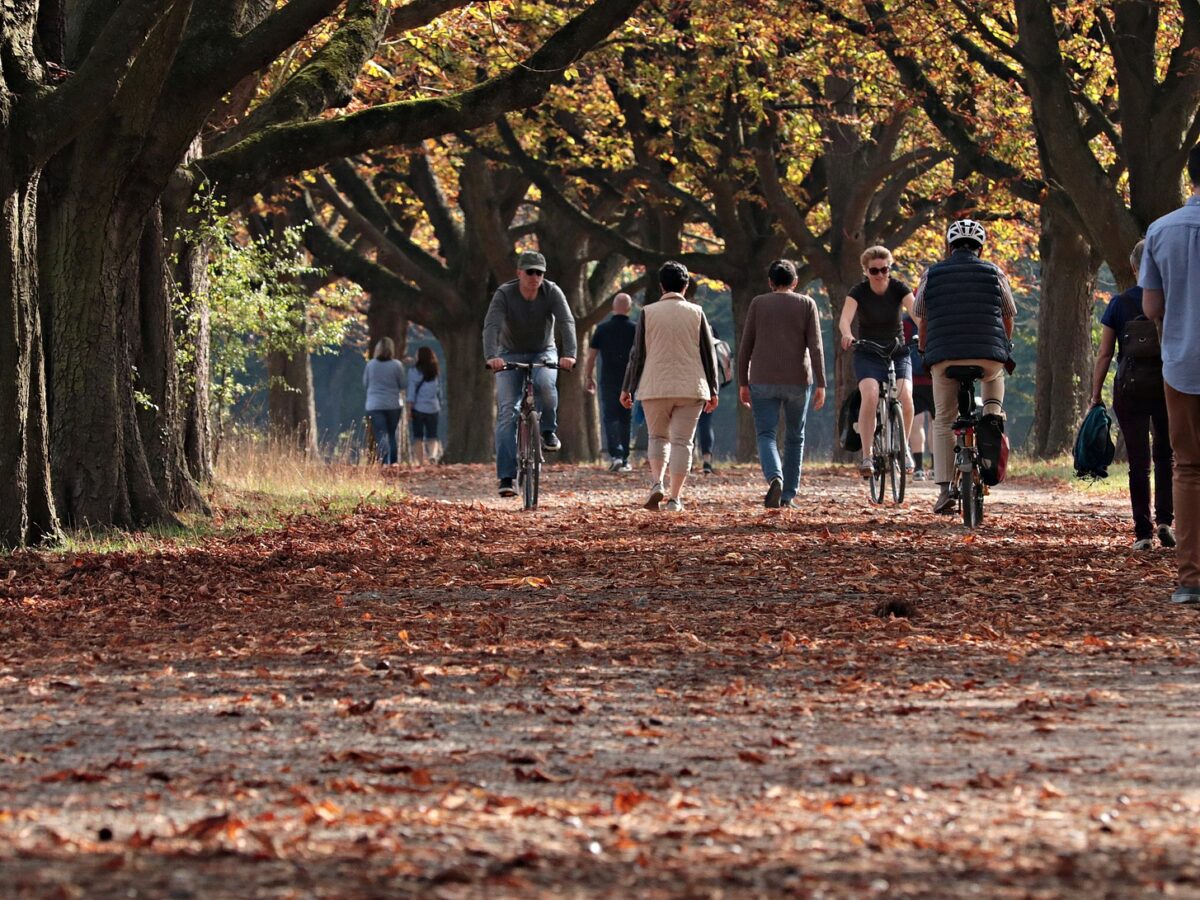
483, 250, 577, 497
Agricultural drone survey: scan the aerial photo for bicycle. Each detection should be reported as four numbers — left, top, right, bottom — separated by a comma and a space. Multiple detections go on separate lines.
854, 338, 907, 505
493, 360, 558, 510
944, 365, 987, 527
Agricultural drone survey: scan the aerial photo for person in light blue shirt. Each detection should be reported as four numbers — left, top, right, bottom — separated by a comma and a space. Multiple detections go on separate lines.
406, 346, 442, 466
363, 337, 405, 465
1141, 144, 1200, 605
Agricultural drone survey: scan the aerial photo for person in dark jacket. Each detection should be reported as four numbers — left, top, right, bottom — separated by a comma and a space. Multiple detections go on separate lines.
913, 219, 1017, 514
1088, 240, 1174, 551
584, 293, 637, 472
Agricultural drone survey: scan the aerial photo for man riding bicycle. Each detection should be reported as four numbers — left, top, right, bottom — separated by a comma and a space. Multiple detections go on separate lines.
913, 219, 1017, 514
484, 250, 577, 498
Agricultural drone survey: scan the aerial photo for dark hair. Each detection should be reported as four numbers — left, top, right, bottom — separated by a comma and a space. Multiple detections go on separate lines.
1189, 144, 1200, 185
659, 260, 689, 293
768, 259, 797, 288
416, 345, 438, 380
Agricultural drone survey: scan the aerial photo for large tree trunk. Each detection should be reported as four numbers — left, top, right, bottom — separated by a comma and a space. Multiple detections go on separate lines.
40, 182, 176, 530
267, 347, 320, 456
174, 233, 213, 484
1030, 200, 1097, 457
0, 172, 60, 548
440, 320, 494, 463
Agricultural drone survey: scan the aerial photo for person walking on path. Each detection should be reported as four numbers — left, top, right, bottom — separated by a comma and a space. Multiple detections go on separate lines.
737, 259, 826, 508
364, 337, 406, 466
1141, 144, 1200, 605
483, 250, 577, 497
621, 261, 719, 512
913, 219, 1017, 515
839, 246, 917, 477
1089, 240, 1174, 551
407, 346, 443, 467
584, 293, 637, 472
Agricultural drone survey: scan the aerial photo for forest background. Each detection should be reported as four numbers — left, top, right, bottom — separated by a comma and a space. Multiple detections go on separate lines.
3, 0, 1198, 548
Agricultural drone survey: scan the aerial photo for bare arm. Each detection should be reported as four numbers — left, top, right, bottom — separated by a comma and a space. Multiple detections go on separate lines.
838, 296, 858, 349
1143, 288, 1165, 322
1089, 326, 1117, 406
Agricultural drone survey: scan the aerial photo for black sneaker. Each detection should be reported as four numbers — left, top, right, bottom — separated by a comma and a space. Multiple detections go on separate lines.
542, 431, 561, 452
764, 477, 783, 508
1158, 524, 1177, 548
702, 461, 714, 475
498, 478, 516, 497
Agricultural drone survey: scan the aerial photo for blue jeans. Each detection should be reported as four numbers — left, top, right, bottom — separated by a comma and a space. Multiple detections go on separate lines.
495, 351, 558, 479
599, 385, 632, 461
750, 383, 812, 502
368, 408, 403, 464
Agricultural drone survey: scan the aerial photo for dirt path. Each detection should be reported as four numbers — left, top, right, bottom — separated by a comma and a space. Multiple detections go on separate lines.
2, 464, 1198, 898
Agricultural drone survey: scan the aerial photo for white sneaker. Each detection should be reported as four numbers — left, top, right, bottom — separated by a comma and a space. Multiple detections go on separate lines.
644, 482, 664, 510
664, 497, 683, 512
1133, 538, 1154, 551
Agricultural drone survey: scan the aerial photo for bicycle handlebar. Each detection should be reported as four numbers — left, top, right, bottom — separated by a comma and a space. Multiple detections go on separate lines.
852, 338, 906, 358
485, 360, 561, 371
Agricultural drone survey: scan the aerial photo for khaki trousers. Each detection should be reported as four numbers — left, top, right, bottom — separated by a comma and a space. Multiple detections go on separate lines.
930, 360, 1005, 484
641, 397, 705, 478
1165, 383, 1200, 587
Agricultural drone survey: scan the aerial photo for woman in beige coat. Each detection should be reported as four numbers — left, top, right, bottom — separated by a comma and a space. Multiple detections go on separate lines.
621, 261, 720, 511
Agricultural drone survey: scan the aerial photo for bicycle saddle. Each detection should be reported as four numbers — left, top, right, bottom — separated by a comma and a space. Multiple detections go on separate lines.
944, 365, 985, 382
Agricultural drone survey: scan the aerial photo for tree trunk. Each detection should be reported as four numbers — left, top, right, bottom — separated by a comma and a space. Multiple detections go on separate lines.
0, 172, 60, 548
40, 185, 175, 530
1031, 200, 1097, 457
267, 347, 320, 456
174, 233, 213, 484
367, 297, 408, 357
729, 278, 758, 461
440, 320, 494, 463
553, 357, 592, 463
823, 279, 857, 463
134, 204, 207, 511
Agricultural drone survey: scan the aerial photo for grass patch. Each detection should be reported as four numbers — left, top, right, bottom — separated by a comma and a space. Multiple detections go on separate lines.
54, 441, 409, 555
1006, 453, 1129, 495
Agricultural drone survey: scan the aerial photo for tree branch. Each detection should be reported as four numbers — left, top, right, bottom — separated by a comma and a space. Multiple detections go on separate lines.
26, 0, 179, 161
199, 0, 646, 203
386, 0, 471, 37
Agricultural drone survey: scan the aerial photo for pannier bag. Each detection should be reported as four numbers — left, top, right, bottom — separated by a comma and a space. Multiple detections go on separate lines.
838, 389, 863, 453
976, 413, 1009, 486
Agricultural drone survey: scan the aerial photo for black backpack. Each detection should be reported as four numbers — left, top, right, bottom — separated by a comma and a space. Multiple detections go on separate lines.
1115, 316, 1163, 403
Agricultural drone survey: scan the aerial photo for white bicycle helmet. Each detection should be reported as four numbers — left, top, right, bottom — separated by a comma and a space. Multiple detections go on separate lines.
946, 218, 986, 247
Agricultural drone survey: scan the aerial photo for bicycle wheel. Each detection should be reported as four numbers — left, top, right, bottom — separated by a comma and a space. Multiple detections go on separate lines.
868, 417, 886, 504
962, 469, 982, 527
524, 411, 541, 510
888, 405, 906, 504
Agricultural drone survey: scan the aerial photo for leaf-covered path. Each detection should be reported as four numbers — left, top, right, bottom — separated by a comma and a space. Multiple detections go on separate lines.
2, 465, 1198, 897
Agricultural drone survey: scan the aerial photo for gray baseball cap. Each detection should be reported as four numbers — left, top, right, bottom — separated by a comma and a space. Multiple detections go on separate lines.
517, 250, 547, 272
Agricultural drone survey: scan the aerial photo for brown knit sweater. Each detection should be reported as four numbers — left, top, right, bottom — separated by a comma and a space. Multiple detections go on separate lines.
736, 290, 826, 388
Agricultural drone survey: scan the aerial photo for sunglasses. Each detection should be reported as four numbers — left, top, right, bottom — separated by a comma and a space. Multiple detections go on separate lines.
524, 269, 544, 277
867, 265, 891, 276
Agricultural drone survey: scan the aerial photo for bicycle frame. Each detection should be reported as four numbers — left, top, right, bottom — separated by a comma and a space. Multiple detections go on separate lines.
494, 360, 558, 510
854, 339, 907, 505
947, 370, 986, 527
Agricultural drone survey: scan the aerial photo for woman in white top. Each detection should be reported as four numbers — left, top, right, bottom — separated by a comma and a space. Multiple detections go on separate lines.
621, 261, 720, 512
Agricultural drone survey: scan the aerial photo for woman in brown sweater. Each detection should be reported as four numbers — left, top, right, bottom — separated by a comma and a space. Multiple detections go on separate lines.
621, 261, 720, 511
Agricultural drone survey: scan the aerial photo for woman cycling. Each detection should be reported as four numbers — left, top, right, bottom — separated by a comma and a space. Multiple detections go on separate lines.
838, 246, 917, 476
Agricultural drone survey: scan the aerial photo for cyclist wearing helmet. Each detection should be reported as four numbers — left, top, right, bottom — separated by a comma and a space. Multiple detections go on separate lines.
913, 219, 1017, 514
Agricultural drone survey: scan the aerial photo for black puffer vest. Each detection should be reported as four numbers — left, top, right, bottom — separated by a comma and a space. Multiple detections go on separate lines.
922, 251, 1010, 368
